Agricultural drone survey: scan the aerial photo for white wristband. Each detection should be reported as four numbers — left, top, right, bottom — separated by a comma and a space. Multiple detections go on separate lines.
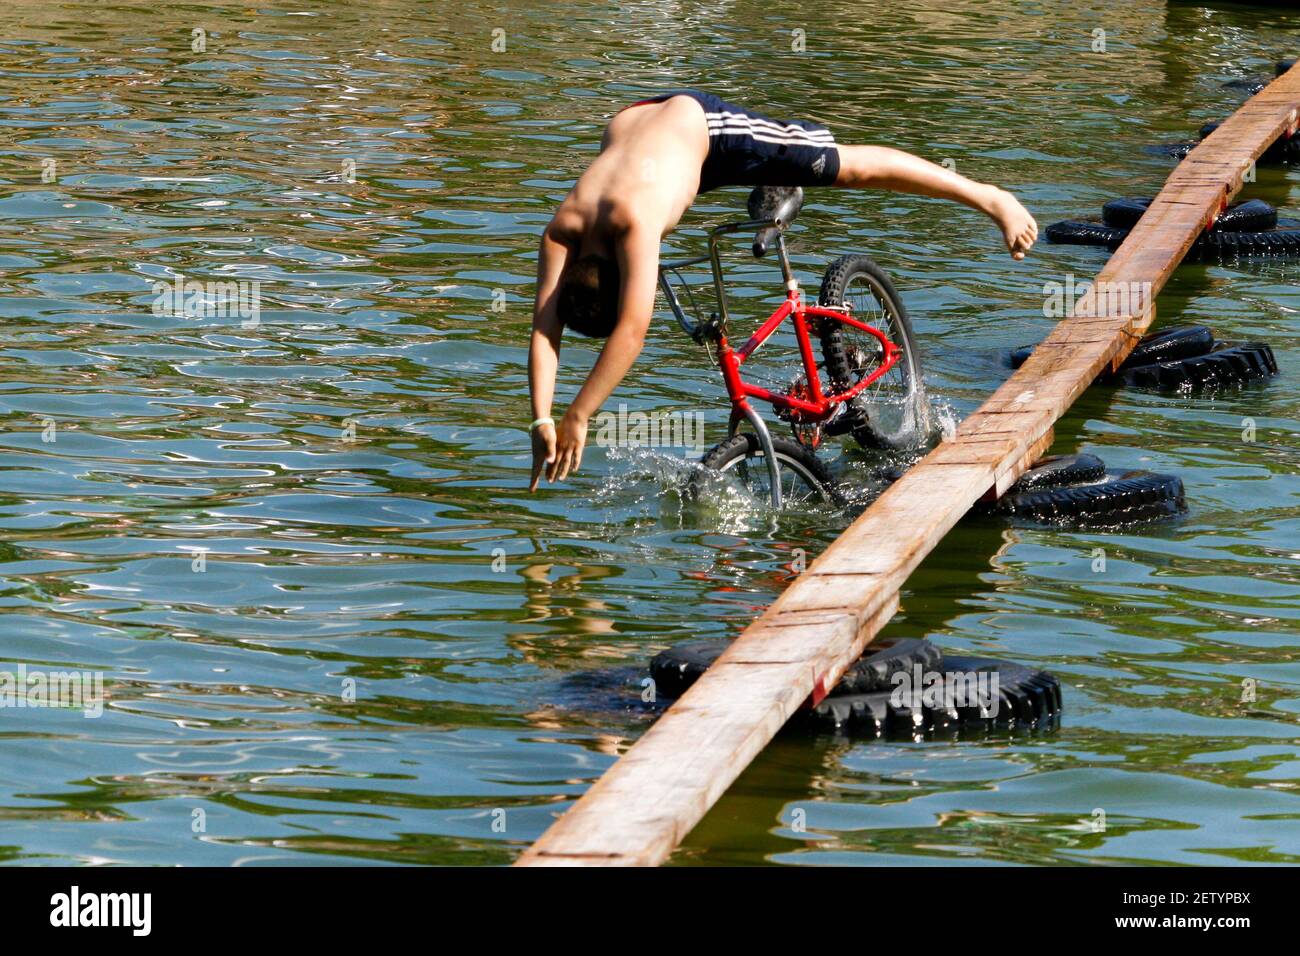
528, 417, 555, 433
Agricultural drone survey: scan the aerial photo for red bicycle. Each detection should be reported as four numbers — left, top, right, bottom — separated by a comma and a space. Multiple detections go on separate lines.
658, 186, 927, 509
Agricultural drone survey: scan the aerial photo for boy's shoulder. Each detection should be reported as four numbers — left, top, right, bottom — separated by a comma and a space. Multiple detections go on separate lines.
545, 205, 585, 245
549, 193, 645, 243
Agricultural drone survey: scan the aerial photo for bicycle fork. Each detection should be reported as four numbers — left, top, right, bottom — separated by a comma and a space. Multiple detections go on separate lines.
727, 403, 783, 511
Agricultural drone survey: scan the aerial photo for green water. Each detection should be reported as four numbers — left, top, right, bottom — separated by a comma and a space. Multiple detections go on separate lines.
0, 0, 1297, 865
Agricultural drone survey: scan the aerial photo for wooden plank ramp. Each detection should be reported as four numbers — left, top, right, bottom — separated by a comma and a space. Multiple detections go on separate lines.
516, 64, 1300, 867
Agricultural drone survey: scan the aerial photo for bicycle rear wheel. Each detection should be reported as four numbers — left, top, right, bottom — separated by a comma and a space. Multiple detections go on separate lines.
818, 254, 927, 450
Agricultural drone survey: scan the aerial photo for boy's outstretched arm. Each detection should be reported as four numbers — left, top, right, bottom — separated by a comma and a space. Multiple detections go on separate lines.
834, 145, 1038, 259
528, 225, 574, 492
543, 225, 659, 486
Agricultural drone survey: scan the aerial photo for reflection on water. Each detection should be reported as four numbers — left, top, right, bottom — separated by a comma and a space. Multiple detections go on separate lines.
0, 0, 1296, 865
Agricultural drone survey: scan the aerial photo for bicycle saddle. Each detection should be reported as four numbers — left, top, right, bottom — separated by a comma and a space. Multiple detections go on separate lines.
747, 185, 803, 258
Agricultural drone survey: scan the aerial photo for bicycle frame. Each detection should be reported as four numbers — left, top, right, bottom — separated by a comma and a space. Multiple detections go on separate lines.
658, 218, 901, 508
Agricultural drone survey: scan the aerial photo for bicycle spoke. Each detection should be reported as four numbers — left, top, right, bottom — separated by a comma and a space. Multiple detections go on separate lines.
720, 451, 829, 507
835, 272, 918, 441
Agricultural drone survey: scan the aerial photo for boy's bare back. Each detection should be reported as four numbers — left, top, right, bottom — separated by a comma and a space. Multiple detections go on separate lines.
549, 96, 710, 254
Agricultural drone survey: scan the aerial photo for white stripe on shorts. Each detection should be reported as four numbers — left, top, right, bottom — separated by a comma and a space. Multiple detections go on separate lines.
705, 124, 833, 146
705, 111, 835, 143
706, 119, 835, 147
708, 110, 835, 138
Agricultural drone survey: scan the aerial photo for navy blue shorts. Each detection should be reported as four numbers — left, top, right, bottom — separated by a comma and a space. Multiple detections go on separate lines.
628, 90, 841, 194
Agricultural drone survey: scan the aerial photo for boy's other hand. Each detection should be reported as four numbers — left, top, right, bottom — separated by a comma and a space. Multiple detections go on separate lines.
546, 411, 588, 485
986, 187, 1038, 260
529, 422, 557, 492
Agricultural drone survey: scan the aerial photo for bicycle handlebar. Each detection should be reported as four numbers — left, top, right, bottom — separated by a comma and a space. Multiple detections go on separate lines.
657, 263, 707, 342
658, 216, 782, 343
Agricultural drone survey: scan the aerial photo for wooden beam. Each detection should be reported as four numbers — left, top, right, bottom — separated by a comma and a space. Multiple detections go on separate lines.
516, 64, 1300, 867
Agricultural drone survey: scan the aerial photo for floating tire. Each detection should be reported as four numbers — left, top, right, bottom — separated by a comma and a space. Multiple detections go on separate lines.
1007, 343, 1036, 368
1102, 197, 1277, 232
649, 636, 944, 701
987, 469, 1186, 526
1223, 77, 1268, 95
1270, 138, 1299, 162
1149, 140, 1198, 160
1117, 325, 1217, 369
1228, 60, 1299, 94
1047, 218, 1300, 257
939, 656, 1063, 731
1100, 197, 1153, 229
1193, 225, 1300, 257
836, 637, 944, 695
803, 655, 1062, 736
1114, 342, 1278, 390
1199, 120, 1299, 162
1044, 219, 1129, 249
1007, 453, 1107, 492
648, 640, 726, 700
803, 687, 950, 737
1011, 325, 1216, 371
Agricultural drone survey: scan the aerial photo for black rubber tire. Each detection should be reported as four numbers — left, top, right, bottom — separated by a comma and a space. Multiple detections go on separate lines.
1007, 343, 1036, 368
1008, 453, 1107, 492
1011, 325, 1215, 371
803, 655, 1062, 735
1149, 140, 1198, 160
1220, 62, 1298, 95
1273, 139, 1300, 162
1201, 120, 1299, 162
690, 432, 843, 507
837, 638, 945, 695
802, 688, 947, 737
817, 254, 926, 450
1100, 197, 1152, 229
1114, 342, 1278, 390
649, 636, 944, 701
1103, 196, 1277, 233
1192, 226, 1300, 257
1044, 219, 1129, 250
1212, 60, 1300, 97
1050, 219, 1300, 257
988, 469, 1186, 526
1223, 77, 1268, 95
1118, 325, 1217, 369
939, 656, 1063, 731
648, 640, 724, 700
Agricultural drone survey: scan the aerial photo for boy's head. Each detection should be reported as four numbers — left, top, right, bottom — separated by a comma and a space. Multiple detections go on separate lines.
558, 254, 620, 337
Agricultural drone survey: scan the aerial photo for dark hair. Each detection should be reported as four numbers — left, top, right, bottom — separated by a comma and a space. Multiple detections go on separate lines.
558, 255, 620, 337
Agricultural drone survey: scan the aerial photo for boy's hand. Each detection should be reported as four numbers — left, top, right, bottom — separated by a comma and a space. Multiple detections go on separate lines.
546, 411, 588, 484
529, 422, 556, 492
986, 187, 1038, 260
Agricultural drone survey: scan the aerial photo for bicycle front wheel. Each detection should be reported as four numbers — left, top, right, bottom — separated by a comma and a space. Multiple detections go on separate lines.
690, 433, 843, 508
818, 254, 928, 450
